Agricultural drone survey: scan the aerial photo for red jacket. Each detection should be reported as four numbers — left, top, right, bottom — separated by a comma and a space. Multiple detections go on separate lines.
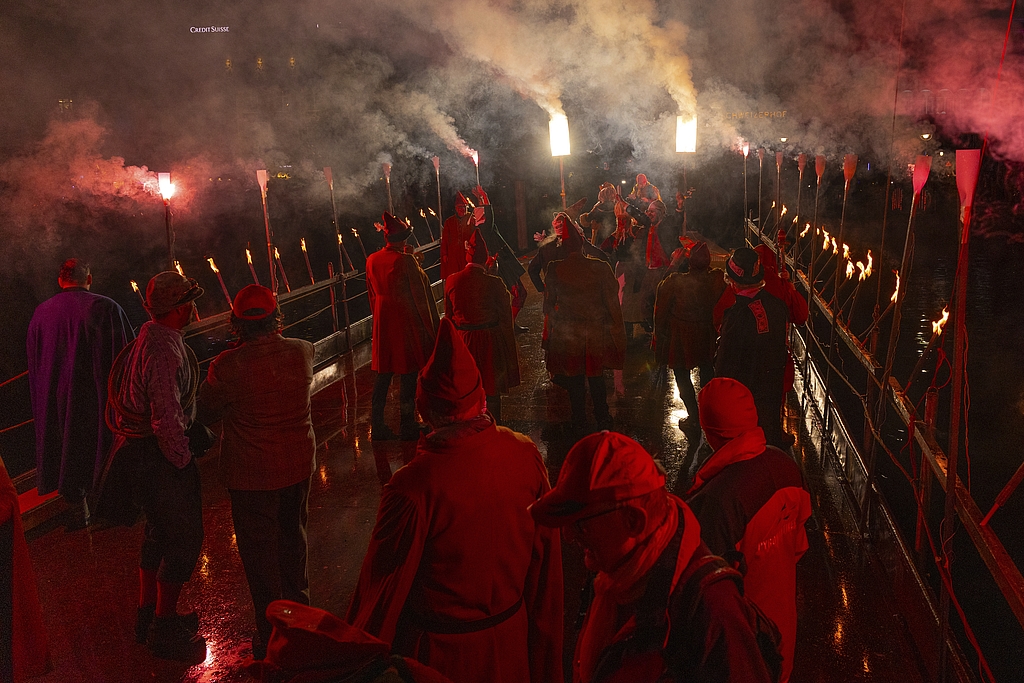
347, 418, 563, 683
366, 244, 439, 374
0, 458, 50, 681
544, 252, 626, 376
444, 263, 521, 396
685, 446, 811, 683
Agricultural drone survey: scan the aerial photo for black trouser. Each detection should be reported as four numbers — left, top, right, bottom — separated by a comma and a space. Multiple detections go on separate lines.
673, 362, 715, 420
130, 437, 204, 584
229, 478, 311, 646
557, 374, 609, 425
486, 394, 502, 423
371, 372, 417, 428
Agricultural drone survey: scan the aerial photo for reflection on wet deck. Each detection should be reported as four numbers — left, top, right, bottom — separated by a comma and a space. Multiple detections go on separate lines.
24, 293, 928, 682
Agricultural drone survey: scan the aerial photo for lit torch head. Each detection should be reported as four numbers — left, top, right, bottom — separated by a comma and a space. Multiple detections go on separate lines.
856, 261, 866, 281
419, 209, 426, 218
428, 208, 436, 217
864, 251, 873, 278
246, 248, 253, 264
742, 141, 750, 158
275, 247, 281, 260
207, 257, 219, 273
846, 261, 855, 279
932, 307, 950, 335
470, 149, 479, 167
301, 238, 307, 253
891, 271, 900, 303
351, 228, 358, 237
174, 261, 184, 277
130, 280, 140, 293
780, 205, 788, 217
842, 243, 850, 260
158, 173, 176, 201
831, 238, 838, 254
800, 223, 810, 238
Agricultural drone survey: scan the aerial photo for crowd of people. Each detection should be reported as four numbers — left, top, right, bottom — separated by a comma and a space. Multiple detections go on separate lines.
7, 172, 813, 682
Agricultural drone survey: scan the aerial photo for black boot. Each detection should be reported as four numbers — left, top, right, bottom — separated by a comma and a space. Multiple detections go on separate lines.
371, 373, 399, 440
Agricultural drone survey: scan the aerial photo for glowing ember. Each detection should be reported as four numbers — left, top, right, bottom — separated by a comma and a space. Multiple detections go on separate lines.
891, 271, 900, 303
932, 306, 950, 335
856, 261, 866, 281
676, 115, 697, 153
846, 261, 855, 279
549, 114, 571, 157
158, 172, 175, 200
800, 223, 811, 238
206, 257, 219, 273
301, 238, 308, 253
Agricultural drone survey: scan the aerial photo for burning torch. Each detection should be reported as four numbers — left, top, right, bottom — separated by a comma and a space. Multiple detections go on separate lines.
549, 114, 571, 210
275, 247, 291, 293
419, 209, 436, 242
158, 173, 176, 270
256, 169, 277, 293
301, 238, 315, 285
173, 262, 200, 321
904, 306, 950, 394
470, 149, 480, 189
742, 141, 750, 237
130, 280, 146, 308
382, 162, 394, 215
206, 257, 233, 307
324, 167, 355, 273
246, 247, 261, 285
351, 227, 369, 262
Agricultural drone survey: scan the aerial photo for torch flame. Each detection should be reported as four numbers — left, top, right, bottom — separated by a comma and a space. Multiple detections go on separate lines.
470, 150, 479, 166
158, 172, 176, 200
246, 248, 253, 264
275, 247, 281, 260
932, 307, 950, 335
428, 208, 436, 216
821, 229, 830, 250
770, 201, 776, 209
864, 251, 873, 278
174, 261, 184, 277
800, 223, 811, 238
891, 271, 900, 303
792, 215, 798, 224
130, 280, 140, 293
301, 238, 307, 253
419, 209, 426, 218
549, 114, 571, 157
846, 261, 855, 279
675, 115, 697, 153
842, 243, 850, 259
207, 257, 219, 274
780, 205, 788, 217
351, 228, 358, 237
831, 238, 838, 254
337, 232, 343, 245
742, 141, 750, 158
856, 261, 866, 281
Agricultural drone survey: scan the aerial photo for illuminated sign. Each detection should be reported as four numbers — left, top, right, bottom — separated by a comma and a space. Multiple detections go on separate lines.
725, 110, 788, 120
190, 26, 230, 33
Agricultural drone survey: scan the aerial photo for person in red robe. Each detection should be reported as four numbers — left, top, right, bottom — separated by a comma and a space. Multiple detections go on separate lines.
544, 217, 625, 430
530, 432, 772, 683
684, 378, 811, 683
347, 318, 563, 683
0, 454, 51, 682
367, 214, 440, 441
444, 229, 521, 423
440, 192, 480, 280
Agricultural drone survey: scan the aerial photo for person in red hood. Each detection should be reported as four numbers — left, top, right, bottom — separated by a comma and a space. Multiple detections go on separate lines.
530, 431, 772, 683
444, 229, 521, 423
441, 191, 481, 280
685, 378, 812, 683
347, 318, 563, 683
0, 454, 51, 682
367, 214, 440, 441
653, 241, 727, 429
544, 219, 625, 430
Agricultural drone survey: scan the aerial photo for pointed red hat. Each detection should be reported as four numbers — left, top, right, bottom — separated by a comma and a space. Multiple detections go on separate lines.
380, 213, 411, 242
466, 228, 489, 265
417, 318, 487, 421
455, 191, 470, 208
560, 216, 584, 253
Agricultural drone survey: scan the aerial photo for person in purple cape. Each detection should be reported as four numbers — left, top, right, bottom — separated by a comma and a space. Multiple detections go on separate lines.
26, 258, 134, 527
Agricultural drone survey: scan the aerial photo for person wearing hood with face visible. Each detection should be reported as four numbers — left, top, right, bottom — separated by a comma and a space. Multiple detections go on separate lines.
367, 214, 439, 441
530, 431, 772, 683
444, 229, 521, 423
685, 378, 811, 683
543, 217, 625, 430
347, 318, 563, 683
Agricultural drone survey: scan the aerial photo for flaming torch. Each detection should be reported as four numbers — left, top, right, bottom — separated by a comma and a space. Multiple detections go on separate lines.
406, 217, 422, 248
206, 257, 233, 307
794, 153, 807, 261
470, 149, 480, 189
130, 280, 146, 308
256, 169, 277, 293
742, 141, 750, 237
173, 262, 200, 321
275, 247, 291, 293
324, 167, 355, 273
676, 115, 697, 153
432, 156, 443, 239
245, 247, 261, 285
549, 114, 571, 210
382, 162, 394, 215
840, 250, 873, 322
158, 173, 176, 270
904, 306, 950, 394
351, 227, 368, 262
419, 209, 436, 242
301, 239, 315, 285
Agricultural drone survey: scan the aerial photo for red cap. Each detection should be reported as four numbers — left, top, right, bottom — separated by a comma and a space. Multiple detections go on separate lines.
698, 378, 759, 450
466, 228, 489, 265
416, 318, 486, 421
231, 284, 277, 320
379, 213, 412, 242
530, 431, 666, 527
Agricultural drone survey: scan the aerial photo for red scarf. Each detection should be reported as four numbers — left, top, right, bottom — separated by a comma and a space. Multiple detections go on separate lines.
686, 426, 766, 495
